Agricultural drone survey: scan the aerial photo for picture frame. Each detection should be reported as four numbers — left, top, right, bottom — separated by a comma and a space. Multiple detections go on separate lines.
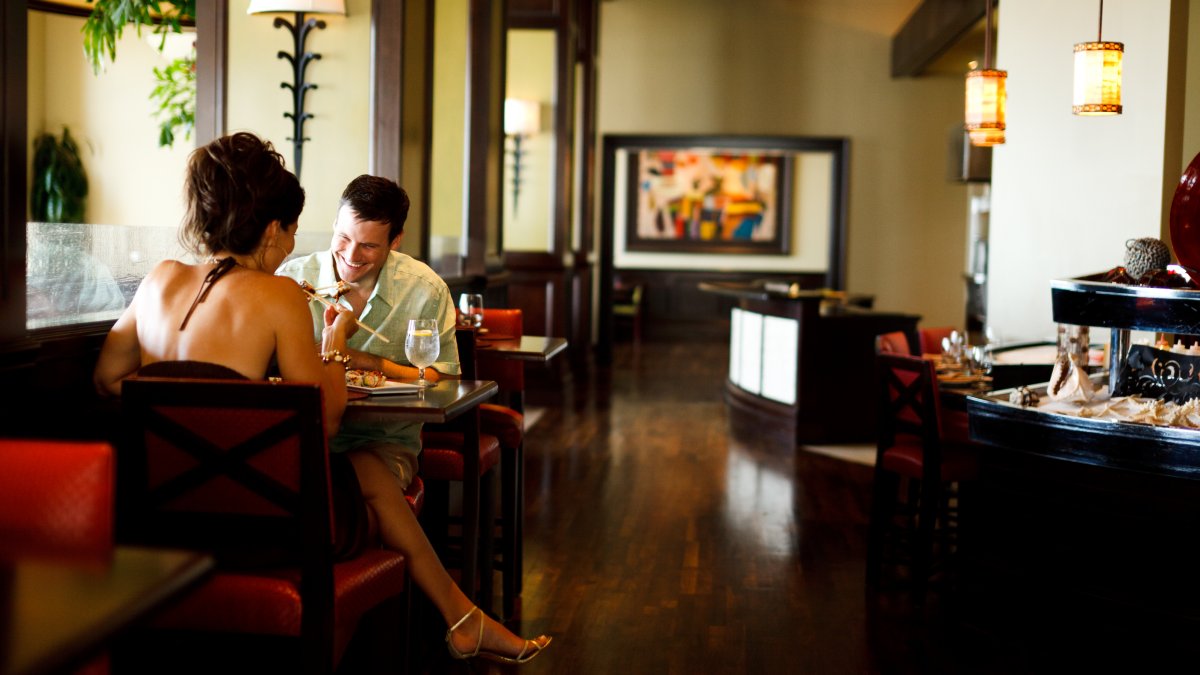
600, 132, 850, 281
612, 136, 818, 256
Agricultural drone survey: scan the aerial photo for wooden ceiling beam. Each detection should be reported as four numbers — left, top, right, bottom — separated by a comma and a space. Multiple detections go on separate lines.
892, 0, 988, 77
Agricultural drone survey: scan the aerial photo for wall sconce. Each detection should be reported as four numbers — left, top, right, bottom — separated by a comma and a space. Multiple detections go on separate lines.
964, 0, 1006, 147
1073, 0, 1123, 115
247, 0, 347, 178
504, 98, 541, 215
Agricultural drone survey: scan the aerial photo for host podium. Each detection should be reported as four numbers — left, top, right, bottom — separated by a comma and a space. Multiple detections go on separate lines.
700, 281, 920, 444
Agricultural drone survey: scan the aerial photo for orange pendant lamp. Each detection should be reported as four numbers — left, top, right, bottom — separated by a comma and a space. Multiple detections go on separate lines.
965, 0, 1006, 147
1073, 0, 1123, 115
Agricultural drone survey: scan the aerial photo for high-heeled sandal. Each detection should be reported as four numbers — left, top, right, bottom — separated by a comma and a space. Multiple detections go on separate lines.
445, 605, 552, 664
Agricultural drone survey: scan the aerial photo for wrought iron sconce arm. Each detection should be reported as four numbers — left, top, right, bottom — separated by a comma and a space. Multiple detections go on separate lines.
272, 12, 327, 178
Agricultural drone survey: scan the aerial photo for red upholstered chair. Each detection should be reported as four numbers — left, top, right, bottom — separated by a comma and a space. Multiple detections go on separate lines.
918, 325, 957, 356
419, 327, 503, 613
866, 353, 980, 607
876, 331, 914, 355
0, 438, 114, 559
119, 377, 408, 675
405, 475, 425, 516
0, 439, 115, 675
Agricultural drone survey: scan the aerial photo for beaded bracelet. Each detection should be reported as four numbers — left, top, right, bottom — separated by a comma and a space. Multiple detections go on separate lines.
321, 349, 352, 371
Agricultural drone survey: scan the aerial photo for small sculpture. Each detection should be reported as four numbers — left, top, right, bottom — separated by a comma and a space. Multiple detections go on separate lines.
1124, 237, 1171, 279
1009, 386, 1040, 407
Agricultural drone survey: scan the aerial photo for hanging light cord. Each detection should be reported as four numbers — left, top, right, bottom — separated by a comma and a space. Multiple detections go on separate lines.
984, 0, 994, 70
1097, 0, 1104, 41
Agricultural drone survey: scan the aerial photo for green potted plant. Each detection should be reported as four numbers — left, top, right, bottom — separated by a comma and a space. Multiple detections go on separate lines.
30, 127, 88, 223
81, 0, 196, 147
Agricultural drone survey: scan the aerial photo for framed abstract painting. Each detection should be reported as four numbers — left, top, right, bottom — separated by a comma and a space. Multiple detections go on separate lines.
616, 137, 805, 255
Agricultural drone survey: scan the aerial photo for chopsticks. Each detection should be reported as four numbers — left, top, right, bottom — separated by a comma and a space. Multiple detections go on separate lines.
311, 282, 348, 294
297, 284, 391, 344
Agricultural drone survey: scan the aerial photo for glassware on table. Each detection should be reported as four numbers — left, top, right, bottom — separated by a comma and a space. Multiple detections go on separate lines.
405, 318, 440, 387
459, 293, 484, 329
942, 330, 967, 368
969, 344, 993, 376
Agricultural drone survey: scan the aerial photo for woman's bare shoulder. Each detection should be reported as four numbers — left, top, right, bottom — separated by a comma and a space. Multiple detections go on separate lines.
231, 271, 310, 311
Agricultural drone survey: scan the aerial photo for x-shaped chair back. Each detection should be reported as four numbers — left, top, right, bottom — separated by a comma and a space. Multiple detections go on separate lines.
120, 376, 411, 674
876, 352, 944, 481
121, 376, 331, 564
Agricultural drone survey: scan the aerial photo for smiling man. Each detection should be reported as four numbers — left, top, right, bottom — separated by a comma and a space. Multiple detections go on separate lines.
278, 174, 459, 488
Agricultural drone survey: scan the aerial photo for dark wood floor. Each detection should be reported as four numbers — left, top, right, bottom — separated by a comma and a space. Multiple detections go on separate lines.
408, 339, 970, 674
406, 338, 1200, 675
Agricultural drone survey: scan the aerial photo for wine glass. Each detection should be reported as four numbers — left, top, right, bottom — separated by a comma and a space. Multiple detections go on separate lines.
459, 293, 484, 330
405, 319, 440, 387
969, 344, 993, 377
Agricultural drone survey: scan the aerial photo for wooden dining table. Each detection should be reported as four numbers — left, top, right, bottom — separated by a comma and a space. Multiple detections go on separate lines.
1, 546, 213, 675
475, 334, 568, 364
345, 378, 498, 609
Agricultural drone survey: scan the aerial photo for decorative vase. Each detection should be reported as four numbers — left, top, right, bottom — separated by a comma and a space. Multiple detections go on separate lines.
1169, 151, 1200, 276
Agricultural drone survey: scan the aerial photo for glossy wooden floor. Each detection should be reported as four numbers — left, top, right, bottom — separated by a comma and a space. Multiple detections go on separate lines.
389, 337, 1200, 675
409, 338, 1007, 675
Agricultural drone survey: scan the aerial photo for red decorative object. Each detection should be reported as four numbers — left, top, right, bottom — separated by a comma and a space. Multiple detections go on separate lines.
1169, 151, 1200, 275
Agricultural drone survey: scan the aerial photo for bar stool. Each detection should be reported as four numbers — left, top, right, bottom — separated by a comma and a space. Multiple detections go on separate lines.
866, 353, 980, 607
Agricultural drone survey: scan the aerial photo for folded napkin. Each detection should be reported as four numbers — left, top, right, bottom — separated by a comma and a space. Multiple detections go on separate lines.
1047, 353, 1096, 402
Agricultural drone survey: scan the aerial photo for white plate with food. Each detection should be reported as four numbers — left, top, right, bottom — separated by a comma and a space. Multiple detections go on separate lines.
346, 369, 420, 395
347, 381, 422, 395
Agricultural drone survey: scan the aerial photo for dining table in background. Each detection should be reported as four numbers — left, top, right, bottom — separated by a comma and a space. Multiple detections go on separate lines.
344, 378, 498, 610
475, 334, 568, 363
474, 334, 568, 414
1, 546, 213, 675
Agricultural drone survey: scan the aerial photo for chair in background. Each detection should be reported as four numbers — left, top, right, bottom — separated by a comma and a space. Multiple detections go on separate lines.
918, 326, 957, 356
866, 353, 980, 607
419, 328, 503, 613
119, 377, 409, 675
876, 331, 915, 355
612, 278, 644, 344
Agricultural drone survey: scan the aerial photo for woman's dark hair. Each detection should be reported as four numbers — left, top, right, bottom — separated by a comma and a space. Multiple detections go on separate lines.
180, 132, 304, 257
338, 174, 410, 241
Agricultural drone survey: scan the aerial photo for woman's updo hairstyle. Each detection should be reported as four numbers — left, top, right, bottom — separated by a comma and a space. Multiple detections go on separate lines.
180, 132, 304, 257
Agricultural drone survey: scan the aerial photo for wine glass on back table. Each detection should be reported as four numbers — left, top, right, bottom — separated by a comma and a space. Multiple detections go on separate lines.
405, 319, 440, 387
459, 293, 484, 329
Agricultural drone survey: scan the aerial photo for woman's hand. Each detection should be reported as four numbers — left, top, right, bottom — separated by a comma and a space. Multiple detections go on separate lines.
324, 303, 358, 341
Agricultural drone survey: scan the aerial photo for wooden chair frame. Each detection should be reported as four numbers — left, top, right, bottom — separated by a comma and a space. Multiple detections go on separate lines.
120, 376, 404, 674
867, 353, 955, 605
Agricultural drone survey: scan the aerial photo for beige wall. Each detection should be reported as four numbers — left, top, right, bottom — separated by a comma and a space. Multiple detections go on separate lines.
227, 0, 372, 240
597, 0, 968, 328
988, 0, 1186, 344
28, 11, 193, 228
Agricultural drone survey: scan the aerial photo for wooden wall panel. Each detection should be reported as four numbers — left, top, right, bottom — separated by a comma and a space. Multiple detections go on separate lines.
507, 274, 557, 338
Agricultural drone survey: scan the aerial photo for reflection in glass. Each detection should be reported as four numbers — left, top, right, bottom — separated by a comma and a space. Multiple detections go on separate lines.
25, 222, 333, 331
25, 222, 175, 330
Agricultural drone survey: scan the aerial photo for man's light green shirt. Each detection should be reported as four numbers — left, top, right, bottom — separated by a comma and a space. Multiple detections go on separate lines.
278, 250, 460, 460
